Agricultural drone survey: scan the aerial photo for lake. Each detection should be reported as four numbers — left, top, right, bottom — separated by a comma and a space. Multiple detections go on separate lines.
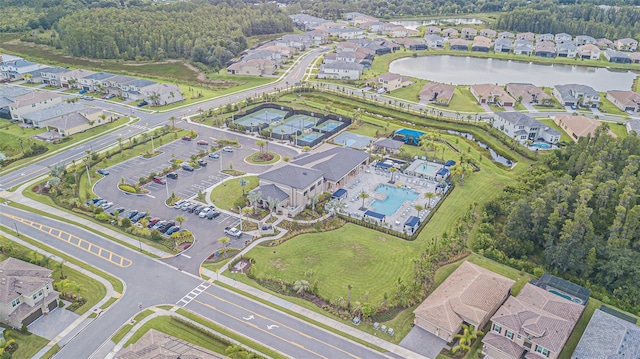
389, 55, 639, 91
391, 18, 483, 31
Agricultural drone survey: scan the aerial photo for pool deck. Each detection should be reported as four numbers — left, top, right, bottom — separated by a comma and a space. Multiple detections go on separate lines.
339, 164, 442, 233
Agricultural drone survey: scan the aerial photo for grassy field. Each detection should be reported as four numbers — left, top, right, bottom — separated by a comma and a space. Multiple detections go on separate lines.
602, 120, 629, 138
209, 175, 258, 212
387, 80, 426, 102
598, 95, 629, 117
2, 328, 50, 359
430, 87, 484, 113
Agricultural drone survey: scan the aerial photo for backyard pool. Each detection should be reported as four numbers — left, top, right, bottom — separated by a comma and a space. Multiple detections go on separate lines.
549, 289, 583, 304
532, 142, 551, 149
369, 184, 419, 216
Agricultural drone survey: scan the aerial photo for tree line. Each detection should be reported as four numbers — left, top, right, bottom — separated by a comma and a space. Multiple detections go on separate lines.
474, 127, 640, 315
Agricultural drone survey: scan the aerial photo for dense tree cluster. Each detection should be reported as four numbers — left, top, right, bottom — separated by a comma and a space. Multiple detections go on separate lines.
494, 4, 640, 39
475, 128, 640, 314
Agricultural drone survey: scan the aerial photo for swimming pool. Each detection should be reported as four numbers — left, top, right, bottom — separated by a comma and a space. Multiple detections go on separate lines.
414, 162, 439, 177
532, 142, 551, 149
549, 289, 583, 304
369, 184, 419, 216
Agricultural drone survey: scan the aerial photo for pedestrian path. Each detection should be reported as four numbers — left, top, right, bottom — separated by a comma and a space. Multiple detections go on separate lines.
176, 282, 211, 307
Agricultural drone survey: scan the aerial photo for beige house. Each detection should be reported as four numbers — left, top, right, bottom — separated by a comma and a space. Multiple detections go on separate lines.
505, 83, 552, 104
226, 59, 277, 76
60, 69, 96, 89
372, 73, 411, 92
470, 84, 515, 107
482, 283, 584, 359
8, 91, 63, 122
577, 44, 601, 59
0, 258, 59, 328
461, 27, 478, 40
413, 262, 515, 343
554, 114, 616, 142
46, 108, 109, 136
606, 90, 640, 113
419, 83, 455, 105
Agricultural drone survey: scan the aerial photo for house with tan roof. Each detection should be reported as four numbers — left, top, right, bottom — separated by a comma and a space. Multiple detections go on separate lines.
461, 27, 478, 40
425, 26, 441, 35
578, 44, 601, 59
449, 38, 469, 51
372, 73, 412, 92
59, 69, 96, 89
413, 261, 514, 343
470, 84, 515, 107
226, 59, 277, 76
516, 32, 535, 41
505, 83, 551, 104
554, 114, 616, 142
482, 282, 585, 359
8, 91, 63, 122
615, 38, 638, 51
480, 29, 497, 38
606, 90, 640, 113
419, 83, 455, 106
0, 258, 59, 328
631, 52, 640, 64
472, 36, 492, 52
442, 28, 459, 38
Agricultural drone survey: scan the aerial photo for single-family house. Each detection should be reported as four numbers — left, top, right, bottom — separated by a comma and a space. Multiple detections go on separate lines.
385, 25, 413, 38
571, 308, 640, 359
493, 111, 561, 143
45, 107, 107, 136
470, 84, 516, 107
372, 138, 404, 155
494, 38, 513, 53
461, 27, 478, 40
425, 26, 441, 35
0, 59, 44, 81
595, 38, 614, 50
513, 39, 533, 55
482, 282, 585, 359
413, 261, 514, 343
535, 33, 554, 43
373, 73, 411, 92
22, 102, 87, 128
307, 30, 331, 46
556, 42, 578, 58
479, 29, 497, 38
336, 51, 357, 63
244, 50, 284, 63
554, 114, 616, 142
627, 119, 640, 135
442, 28, 459, 39
471, 36, 491, 52
555, 32, 573, 44
277, 34, 313, 50
615, 38, 638, 51
289, 14, 330, 31
393, 38, 427, 51
350, 15, 378, 26
226, 59, 277, 76
424, 34, 444, 49
516, 32, 534, 41
0, 258, 59, 329
497, 31, 515, 39
606, 90, 640, 113
449, 38, 469, 51
535, 41, 556, 58
419, 83, 455, 106
59, 69, 96, 89
121, 79, 158, 100
8, 91, 63, 122
142, 83, 184, 106
79, 72, 115, 92
574, 35, 596, 46
325, 27, 365, 40
0, 85, 32, 119
553, 84, 600, 108
39, 67, 68, 87
343, 12, 369, 21
630, 52, 640, 63
604, 49, 631, 63
577, 44, 601, 59
364, 21, 386, 33
257, 45, 296, 58
20, 68, 48, 84
505, 83, 552, 104
317, 62, 364, 80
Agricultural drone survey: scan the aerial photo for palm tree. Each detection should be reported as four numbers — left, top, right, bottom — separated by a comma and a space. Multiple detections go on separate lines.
358, 192, 370, 209
247, 191, 261, 214
72, 282, 84, 300
169, 116, 177, 128
414, 204, 424, 217
219, 236, 230, 257
389, 167, 398, 183
225, 345, 249, 359
424, 192, 436, 209
255, 140, 266, 155
347, 284, 353, 309
57, 260, 66, 279
293, 280, 310, 295
174, 215, 186, 227
239, 178, 249, 195
451, 324, 483, 355
117, 137, 124, 154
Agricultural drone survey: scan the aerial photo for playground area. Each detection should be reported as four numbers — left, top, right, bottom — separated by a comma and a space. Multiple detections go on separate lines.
233, 108, 288, 128
392, 128, 425, 146
332, 132, 375, 150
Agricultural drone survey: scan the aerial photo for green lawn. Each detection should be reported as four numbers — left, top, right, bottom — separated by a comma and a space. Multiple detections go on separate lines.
111, 309, 154, 344
430, 87, 484, 114
601, 120, 629, 138
598, 94, 629, 116
3, 328, 49, 359
209, 175, 258, 212
539, 118, 573, 143
387, 80, 427, 103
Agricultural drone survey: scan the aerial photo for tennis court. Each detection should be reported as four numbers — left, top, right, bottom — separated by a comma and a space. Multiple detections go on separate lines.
234, 108, 288, 127
271, 115, 317, 135
333, 132, 375, 149
315, 119, 343, 133
298, 132, 324, 143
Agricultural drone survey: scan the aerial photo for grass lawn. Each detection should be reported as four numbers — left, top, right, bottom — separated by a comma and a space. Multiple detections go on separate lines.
345, 121, 392, 138
209, 175, 258, 212
3, 328, 49, 359
598, 94, 629, 116
538, 118, 573, 143
245, 151, 280, 165
430, 87, 484, 114
111, 309, 154, 344
635, 75, 640, 92
387, 80, 426, 103
601, 120, 629, 138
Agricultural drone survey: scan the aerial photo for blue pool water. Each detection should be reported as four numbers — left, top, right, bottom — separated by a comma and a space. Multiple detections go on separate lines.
369, 184, 419, 216
549, 289, 583, 304
532, 142, 551, 149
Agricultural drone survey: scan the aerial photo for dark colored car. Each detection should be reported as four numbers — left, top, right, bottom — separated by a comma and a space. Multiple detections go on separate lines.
95, 199, 107, 206
197, 140, 208, 145
152, 220, 168, 230
186, 203, 198, 213
97, 169, 109, 175
125, 210, 139, 219
152, 176, 166, 185
206, 210, 221, 220
166, 172, 178, 179
198, 159, 207, 167
158, 221, 175, 233
193, 205, 206, 215
131, 212, 147, 223
182, 164, 194, 172
181, 136, 191, 141
87, 197, 102, 206
147, 217, 161, 227
104, 93, 116, 99
136, 100, 148, 107
165, 226, 181, 236
110, 207, 125, 216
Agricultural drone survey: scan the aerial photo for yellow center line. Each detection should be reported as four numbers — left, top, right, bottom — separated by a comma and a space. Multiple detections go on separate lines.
201, 291, 361, 359
192, 299, 328, 359
1, 213, 133, 268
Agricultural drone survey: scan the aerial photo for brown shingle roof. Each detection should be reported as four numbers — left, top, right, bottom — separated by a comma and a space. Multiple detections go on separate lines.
0, 258, 53, 304
413, 261, 514, 332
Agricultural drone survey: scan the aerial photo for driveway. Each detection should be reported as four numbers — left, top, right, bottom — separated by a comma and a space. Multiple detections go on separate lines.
400, 326, 447, 359
28, 304, 80, 340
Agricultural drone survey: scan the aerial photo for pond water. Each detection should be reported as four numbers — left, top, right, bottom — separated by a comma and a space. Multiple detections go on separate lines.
391, 18, 483, 30
389, 55, 639, 92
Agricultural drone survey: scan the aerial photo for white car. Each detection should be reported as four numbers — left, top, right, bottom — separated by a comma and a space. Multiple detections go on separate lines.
198, 207, 213, 218
377, 88, 386, 94
222, 147, 234, 153
224, 227, 243, 238
173, 200, 186, 209
101, 202, 114, 210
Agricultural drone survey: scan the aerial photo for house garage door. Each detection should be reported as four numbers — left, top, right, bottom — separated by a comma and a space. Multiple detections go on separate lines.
22, 308, 43, 327
47, 299, 58, 312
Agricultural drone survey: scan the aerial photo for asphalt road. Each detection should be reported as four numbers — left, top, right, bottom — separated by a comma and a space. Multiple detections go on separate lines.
0, 46, 327, 192
0, 205, 390, 359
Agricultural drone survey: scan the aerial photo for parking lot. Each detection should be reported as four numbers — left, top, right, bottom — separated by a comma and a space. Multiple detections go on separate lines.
91, 124, 298, 274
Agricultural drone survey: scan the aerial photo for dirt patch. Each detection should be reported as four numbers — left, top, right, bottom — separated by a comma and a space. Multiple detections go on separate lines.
230, 258, 251, 274
270, 258, 290, 271
377, 236, 387, 242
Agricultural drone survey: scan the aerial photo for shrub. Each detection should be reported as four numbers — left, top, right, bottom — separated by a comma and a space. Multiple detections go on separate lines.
121, 218, 132, 228
150, 229, 163, 241
95, 212, 111, 222
118, 184, 136, 193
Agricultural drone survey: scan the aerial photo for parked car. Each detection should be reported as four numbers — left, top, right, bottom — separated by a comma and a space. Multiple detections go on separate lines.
125, 210, 139, 219
182, 136, 192, 141
199, 207, 212, 218
80, 95, 93, 101
110, 207, 125, 216
165, 226, 181, 236
101, 202, 114, 210
152, 176, 166, 185
86, 197, 102, 206
97, 169, 109, 175
208, 153, 219, 159
224, 227, 243, 238
182, 164, 194, 172
167, 172, 178, 179
95, 199, 107, 206
180, 202, 192, 211
206, 210, 221, 220
222, 147, 234, 153
197, 140, 208, 145
193, 205, 207, 215
79, 89, 88, 94
173, 200, 186, 209
104, 93, 116, 99
147, 217, 161, 228
159, 221, 175, 233
152, 220, 168, 230
377, 88, 386, 94
131, 212, 147, 223
186, 203, 198, 213
198, 159, 207, 167
136, 100, 148, 107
